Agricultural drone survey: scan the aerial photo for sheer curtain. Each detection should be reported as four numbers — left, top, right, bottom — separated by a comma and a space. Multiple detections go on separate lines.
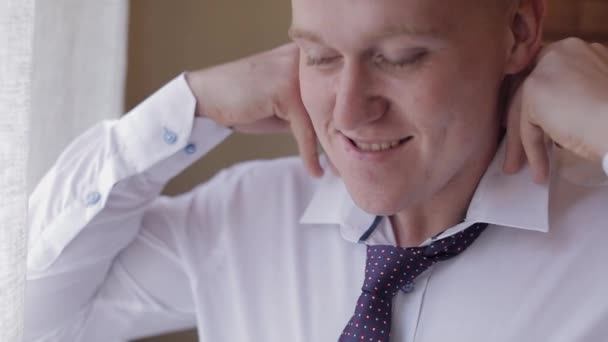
0, 1, 35, 341
1, 1, 128, 341
28, 0, 128, 192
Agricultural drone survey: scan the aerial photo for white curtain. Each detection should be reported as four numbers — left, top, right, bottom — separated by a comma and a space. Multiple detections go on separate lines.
1, 0, 128, 341
0, 1, 35, 341
28, 0, 129, 192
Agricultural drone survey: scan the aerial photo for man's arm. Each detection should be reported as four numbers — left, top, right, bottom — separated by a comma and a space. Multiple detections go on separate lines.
25, 74, 233, 341
26, 43, 324, 341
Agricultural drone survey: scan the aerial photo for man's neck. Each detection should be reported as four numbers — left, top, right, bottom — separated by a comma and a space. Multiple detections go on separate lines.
390, 140, 500, 247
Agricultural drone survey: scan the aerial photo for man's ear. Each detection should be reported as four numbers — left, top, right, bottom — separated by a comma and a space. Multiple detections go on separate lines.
504, 0, 546, 75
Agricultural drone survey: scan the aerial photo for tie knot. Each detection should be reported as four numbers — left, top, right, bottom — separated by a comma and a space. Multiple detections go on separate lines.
422, 222, 488, 260
363, 246, 431, 298
362, 223, 488, 298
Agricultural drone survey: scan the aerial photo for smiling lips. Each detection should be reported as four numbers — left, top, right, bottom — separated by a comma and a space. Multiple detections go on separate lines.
348, 136, 412, 152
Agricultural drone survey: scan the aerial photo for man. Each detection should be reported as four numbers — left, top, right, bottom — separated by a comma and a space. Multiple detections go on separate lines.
25, 0, 608, 341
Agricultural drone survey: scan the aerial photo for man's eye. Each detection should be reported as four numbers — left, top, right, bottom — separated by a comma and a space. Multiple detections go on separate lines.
306, 55, 340, 66
374, 51, 428, 69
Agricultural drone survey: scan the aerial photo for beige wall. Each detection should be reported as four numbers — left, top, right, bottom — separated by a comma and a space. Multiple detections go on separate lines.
544, 0, 608, 43
127, 0, 295, 340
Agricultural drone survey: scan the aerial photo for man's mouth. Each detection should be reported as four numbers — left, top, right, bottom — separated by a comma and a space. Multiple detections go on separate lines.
348, 137, 413, 152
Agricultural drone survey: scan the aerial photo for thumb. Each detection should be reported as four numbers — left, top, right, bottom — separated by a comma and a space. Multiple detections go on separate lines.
503, 85, 526, 174
288, 101, 324, 178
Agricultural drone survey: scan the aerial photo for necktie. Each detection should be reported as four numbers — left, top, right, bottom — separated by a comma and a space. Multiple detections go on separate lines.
338, 222, 488, 342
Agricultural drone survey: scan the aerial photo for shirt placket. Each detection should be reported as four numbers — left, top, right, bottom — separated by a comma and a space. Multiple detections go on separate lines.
391, 265, 435, 342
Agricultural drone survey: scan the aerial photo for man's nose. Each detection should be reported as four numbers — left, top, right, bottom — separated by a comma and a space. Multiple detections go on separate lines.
333, 62, 388, 132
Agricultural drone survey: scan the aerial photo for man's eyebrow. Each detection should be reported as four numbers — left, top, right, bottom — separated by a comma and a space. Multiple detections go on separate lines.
288, 24, 439, 44
288, 27, 326, 44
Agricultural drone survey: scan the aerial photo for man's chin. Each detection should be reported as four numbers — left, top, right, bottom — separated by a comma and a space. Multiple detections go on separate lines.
347, 188, 407, 216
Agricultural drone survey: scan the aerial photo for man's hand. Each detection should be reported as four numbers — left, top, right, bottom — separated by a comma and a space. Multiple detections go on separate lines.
503, 38, 608, 183
185, 43, 323, 177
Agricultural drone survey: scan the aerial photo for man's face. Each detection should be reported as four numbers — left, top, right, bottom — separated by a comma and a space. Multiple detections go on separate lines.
291, 0, 512, 215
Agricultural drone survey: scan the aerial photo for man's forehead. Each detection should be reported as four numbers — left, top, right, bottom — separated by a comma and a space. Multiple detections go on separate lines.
291, 1, 441, 24
291, 0, 511, 17
290, 0, 510, 41
290, 0, 461, 42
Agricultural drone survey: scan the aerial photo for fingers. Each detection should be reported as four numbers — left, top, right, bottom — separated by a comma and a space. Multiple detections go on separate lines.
503, 87, 526, 174
502, 60, 549, 179
520, 116, 550, 184
503, 128, 526, 174
289, 103, 324, 178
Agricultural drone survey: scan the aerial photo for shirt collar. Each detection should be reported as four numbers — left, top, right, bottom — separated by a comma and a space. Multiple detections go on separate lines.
299, 164, 378, 242
299, 139, 550, 238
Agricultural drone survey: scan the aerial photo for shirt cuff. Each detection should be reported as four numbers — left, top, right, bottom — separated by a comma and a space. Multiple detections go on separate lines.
603, 153, 608, 177
115, 73, 232, 185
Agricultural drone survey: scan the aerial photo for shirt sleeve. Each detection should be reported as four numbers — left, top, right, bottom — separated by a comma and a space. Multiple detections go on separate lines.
603, 153, 608, 177
25, 74, 232, 341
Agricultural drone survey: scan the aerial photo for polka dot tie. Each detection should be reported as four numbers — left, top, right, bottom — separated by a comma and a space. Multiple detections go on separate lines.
338, 222, 488, 342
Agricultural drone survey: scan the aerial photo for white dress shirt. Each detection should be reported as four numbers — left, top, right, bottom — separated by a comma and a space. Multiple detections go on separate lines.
26, 74, 608, 342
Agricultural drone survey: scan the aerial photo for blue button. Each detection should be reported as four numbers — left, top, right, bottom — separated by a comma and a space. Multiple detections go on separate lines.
401, 282, 415, 293
85, 191, 101, 206
163, 127, 178, 145
184, 143, 197, 154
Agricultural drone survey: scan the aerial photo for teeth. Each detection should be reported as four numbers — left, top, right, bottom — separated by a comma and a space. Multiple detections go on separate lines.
354, 139, 403, 152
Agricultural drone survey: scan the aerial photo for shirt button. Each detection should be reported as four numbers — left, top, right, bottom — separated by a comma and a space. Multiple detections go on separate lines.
184, 143, 197, 154
401, 282, 415, 294
163, 127, 178, 145
85, 191, 101, 206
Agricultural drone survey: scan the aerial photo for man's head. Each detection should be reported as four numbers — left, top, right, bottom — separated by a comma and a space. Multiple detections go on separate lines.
290, 0, 545, 216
